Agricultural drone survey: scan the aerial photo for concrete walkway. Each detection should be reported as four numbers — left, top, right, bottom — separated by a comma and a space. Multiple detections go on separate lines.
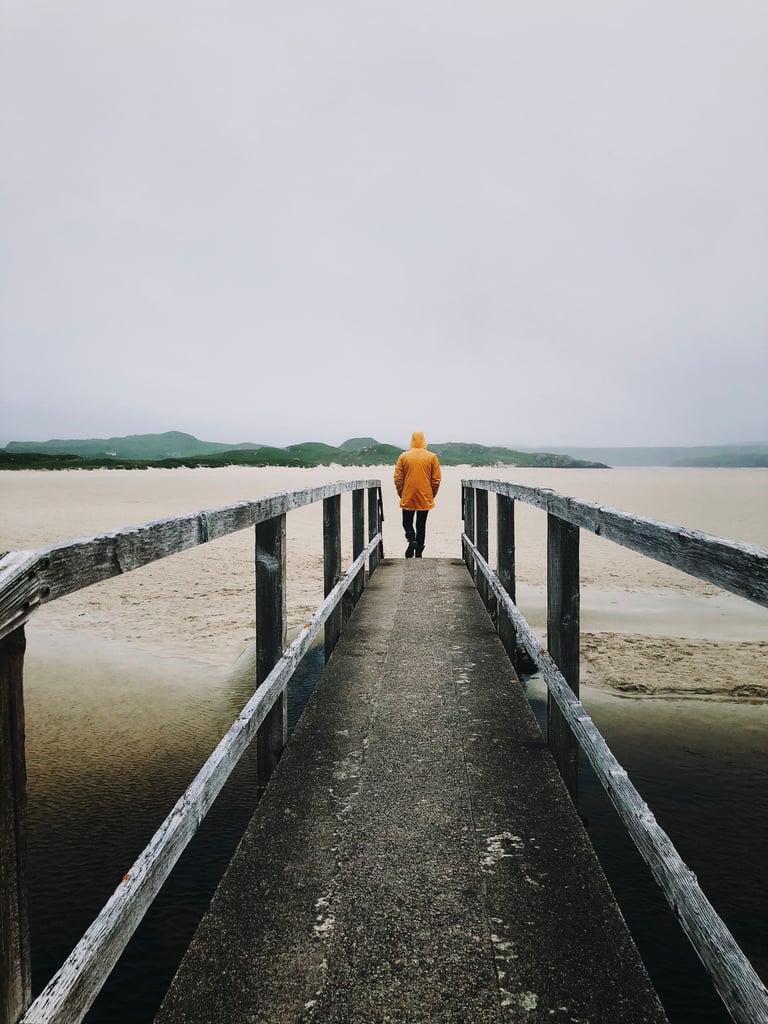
155, 559, 668, 1024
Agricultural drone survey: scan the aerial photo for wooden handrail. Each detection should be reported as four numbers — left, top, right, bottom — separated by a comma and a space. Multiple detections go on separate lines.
464, 539, 768, 1024
461, 479, 768, 1024
0, 480, 383, 1024
462, 478, 768, 608
0, 479, 383, 643
18, 537, 381, 1024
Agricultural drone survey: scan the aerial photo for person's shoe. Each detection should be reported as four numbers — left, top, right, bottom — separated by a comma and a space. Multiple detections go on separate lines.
415, 547, 424, 558
405, 541, 416, 558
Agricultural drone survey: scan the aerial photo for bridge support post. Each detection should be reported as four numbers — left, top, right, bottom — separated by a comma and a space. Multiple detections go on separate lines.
547, 514, 580, 804
377, 487, 384, 561
324, 495, 342, 662
367, 487, 381, 576
0, 625, 32, 1024
355, 489, 366, 592
497, 495, 517, 669
255, 515, 287, 794
344, 489, 366, 624
462, 486, 475, 576
476, 488, 491, 614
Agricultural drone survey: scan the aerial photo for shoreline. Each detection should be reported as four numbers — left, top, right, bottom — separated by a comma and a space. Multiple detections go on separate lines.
6, 465, 767, 705
25, 616, 768, 706
580, 632, 768, 703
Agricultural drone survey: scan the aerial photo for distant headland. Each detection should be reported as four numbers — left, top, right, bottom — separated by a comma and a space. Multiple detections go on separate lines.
0, 431, 609, 470
4, 432, 766, 470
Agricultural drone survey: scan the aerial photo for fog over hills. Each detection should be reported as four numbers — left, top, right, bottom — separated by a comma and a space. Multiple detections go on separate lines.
2, 432, 607, 469
523, 444, 768, 467
4, 433, 767, 469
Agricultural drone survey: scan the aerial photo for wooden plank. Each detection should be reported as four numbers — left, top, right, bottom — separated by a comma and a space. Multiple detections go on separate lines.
547, 515, 580, 803
462, 479, 768, 608
323, 495, 342, 663
255, 515, 287, 793
19, 536, 381, 1024
496, 494, 517, 665
0, 626, 31, 1024
0, 480, 383, 642
0, 553, 43, 643
466, 541, 768, 1024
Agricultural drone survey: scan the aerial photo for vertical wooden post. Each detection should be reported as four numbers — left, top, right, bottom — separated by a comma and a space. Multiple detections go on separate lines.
0, 626, 32, 1024
255, 515, 287, 793
352, 488, 365, 604
367, 486, 380, 576
463, 486, 475, 575
547, 514, 580, 803
343, 490, 366, 625
323, 495, 342, 662
461, 487, 466, 563
476, 488, 489, 610
497, 494, 517, 667
377, 487, 385, 560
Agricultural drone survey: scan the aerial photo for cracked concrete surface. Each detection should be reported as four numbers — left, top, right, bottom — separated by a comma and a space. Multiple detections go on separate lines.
155, 559, 668, 1024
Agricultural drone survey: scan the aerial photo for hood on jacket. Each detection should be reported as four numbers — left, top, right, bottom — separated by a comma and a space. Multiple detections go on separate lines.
410, 431, 427, 449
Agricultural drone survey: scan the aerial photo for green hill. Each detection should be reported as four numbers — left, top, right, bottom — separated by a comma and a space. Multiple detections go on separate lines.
286, 442, 344, 461
5, 430, 260, 460
528, 444, 768, 467
342, 443, 402, 465
1, 432, 609, 470
430, 442, 605, 468
339, 437, 380, 451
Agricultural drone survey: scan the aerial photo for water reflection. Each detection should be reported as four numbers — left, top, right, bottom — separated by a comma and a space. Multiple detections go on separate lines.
25, 630, 324, 1024
523, 675, 768, 1024
24, 630, 767, 1024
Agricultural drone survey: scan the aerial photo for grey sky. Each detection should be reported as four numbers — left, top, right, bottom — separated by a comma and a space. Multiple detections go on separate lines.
2, 1, 767, 448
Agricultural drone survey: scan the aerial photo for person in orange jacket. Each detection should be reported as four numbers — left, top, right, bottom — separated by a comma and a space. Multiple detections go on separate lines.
394, 431, 442, 558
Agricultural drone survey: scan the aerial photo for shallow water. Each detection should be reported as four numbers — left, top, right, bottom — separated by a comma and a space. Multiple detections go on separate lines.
524, 677, 768, 1024
24, 634, 324, 1023
23, 636, 768, 1024
7, 466, 766, 1021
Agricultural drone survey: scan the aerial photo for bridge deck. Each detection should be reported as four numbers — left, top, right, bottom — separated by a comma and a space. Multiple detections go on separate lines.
155, 558, 667, 1024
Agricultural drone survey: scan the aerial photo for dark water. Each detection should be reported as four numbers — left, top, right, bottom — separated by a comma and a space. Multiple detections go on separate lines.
25, 654, 767, 1024
26, 644, 326, 1024
524, 675, 768, 1024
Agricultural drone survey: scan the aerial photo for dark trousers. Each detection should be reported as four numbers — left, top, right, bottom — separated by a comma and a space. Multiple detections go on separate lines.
402, 509, 429, 551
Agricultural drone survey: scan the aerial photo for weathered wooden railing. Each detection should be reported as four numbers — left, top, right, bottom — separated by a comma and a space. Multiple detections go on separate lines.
461, 478, 768, 1024
0, 480, 383, 1024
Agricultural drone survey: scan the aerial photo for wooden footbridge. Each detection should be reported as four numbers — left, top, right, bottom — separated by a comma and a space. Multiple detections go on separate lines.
1, 479, 767, 1023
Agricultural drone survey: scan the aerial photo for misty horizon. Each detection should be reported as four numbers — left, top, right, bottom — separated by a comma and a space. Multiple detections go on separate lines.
3, 427, 767, 453
2, 4, 766, 448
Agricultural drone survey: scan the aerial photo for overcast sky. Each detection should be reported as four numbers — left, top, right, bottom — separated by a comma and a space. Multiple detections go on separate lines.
2, 2, 766, 449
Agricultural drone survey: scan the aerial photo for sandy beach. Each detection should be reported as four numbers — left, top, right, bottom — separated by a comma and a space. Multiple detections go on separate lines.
2, 464, 767, 701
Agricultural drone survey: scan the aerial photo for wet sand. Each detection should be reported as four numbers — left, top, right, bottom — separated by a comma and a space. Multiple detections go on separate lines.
2, 465, 767, 701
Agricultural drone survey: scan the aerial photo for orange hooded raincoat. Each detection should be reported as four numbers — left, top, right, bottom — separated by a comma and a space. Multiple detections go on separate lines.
394, 432, 442, 510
